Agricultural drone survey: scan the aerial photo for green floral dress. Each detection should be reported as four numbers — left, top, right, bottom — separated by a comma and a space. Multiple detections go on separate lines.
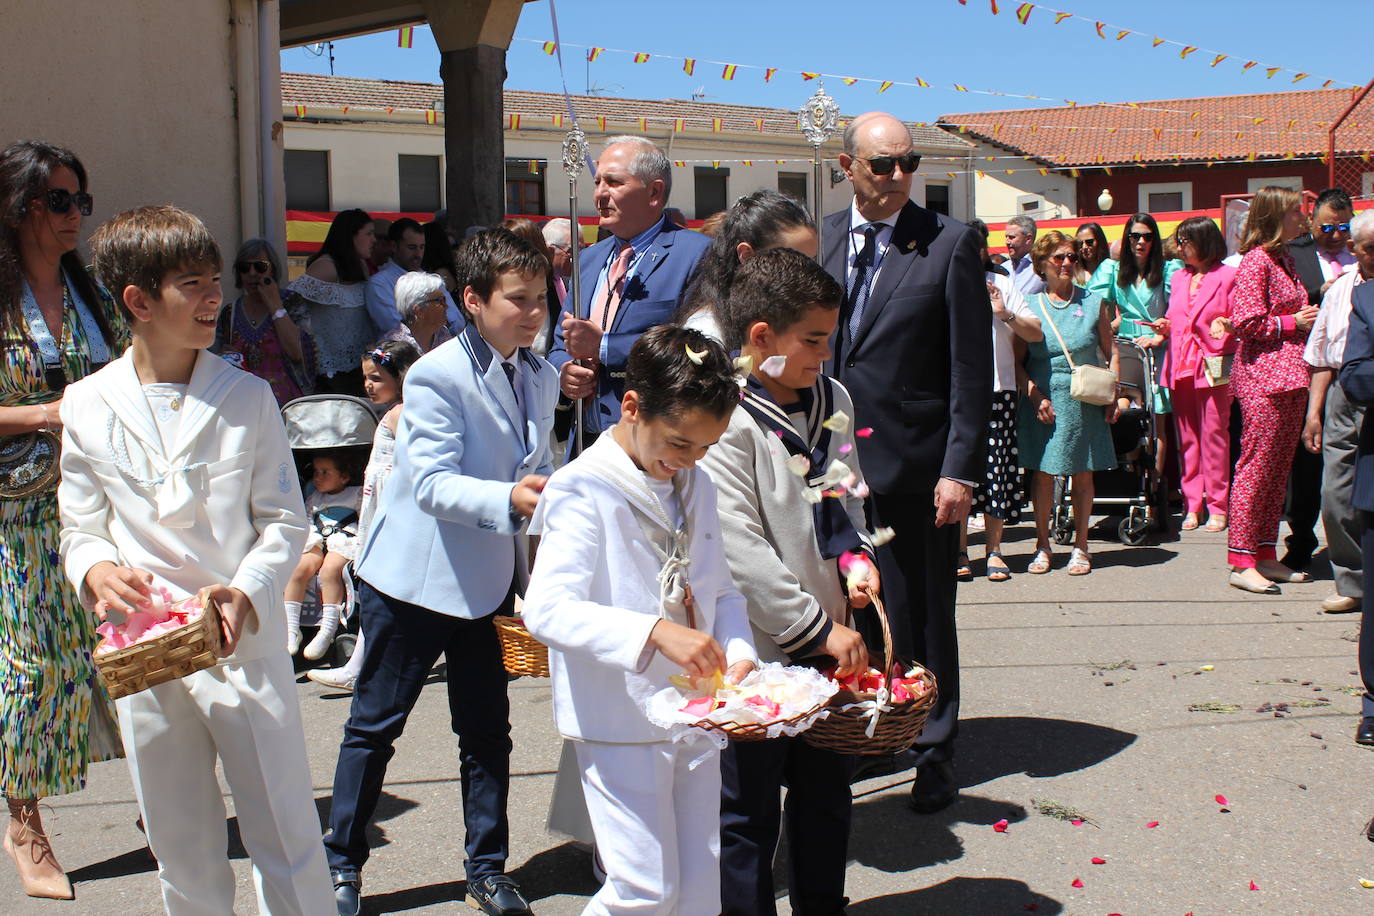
0, 282, 126, 797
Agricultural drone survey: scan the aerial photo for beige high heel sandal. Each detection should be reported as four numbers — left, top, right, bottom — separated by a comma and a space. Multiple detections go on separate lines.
4, 799, 73, 900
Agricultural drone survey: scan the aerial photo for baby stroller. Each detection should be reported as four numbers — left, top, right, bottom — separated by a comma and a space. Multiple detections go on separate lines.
1051, 337, 1168, 547
281, 394, 379, 667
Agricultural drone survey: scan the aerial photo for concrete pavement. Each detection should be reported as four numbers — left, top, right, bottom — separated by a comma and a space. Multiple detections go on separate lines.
4, 518, 1372, 914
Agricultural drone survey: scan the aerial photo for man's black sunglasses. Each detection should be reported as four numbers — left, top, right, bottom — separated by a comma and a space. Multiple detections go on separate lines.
1319, 222, 1352, 234
46, 188, 93, 216
861, 153, 921, 176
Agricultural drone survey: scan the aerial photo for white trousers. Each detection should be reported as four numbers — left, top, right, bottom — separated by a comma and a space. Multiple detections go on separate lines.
574, 739, 721, 916
117, 653, 334, 916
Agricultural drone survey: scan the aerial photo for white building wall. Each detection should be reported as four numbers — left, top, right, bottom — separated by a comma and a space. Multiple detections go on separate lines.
961, 139, 1077, 223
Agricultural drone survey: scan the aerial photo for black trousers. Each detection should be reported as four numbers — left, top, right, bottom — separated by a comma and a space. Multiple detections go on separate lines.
1359, 513, 1374, 718
1284, 435, 1324, 562
719, 737, 853, 916
324, 582, 512, 880
867, 491, 960, 765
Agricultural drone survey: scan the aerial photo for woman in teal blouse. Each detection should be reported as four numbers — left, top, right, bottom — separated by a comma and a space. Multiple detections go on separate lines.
1089, 212, 1182, 502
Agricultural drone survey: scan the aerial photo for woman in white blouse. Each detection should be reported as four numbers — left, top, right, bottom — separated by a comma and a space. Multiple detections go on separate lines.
290, 209, 375, 396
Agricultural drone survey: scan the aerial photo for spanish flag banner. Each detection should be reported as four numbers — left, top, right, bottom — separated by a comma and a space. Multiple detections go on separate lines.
1210, 54, 1227, 67
1115, 29, 1130, 40
426, 110, 438, 125
294, 105, 306, 118
674, 118, 685, 132
1243, 61, 1258, 70
1053, 11, 1070, 23
1152, 37, 1166, 47
842, 77, 858, 86
587, 47, 604, 62
1180, 46, 1197, 59
1015, 3, 1033, 24
1265, 66, 1281, 78
801, 72, 820, 80
722, 64, 738, 80
542, 41, 556, 55
915, 77, 930, 87
508, 114, 520, 129
683, 58, 696, 75
1292, 73, 1308, 82
1094, 21, 1106, 38
597, 116, 607, 131
743, 160, 753, 166
753, 118, 764, 131
633, 52, 650, 63
711, 118, 723, 132
638, 118, 648, 131
764, 68, 777, 82
552, 114, 564, 127
878, 81, 893, 93
397, 26, 414, 48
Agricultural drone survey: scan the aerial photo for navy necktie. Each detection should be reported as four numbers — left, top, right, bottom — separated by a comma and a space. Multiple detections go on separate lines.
847, 224, 879, 340
502, 362, 520, 413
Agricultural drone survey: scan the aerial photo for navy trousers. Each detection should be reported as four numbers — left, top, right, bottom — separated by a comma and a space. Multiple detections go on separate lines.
324, 581, 512, 880
720, 736, 854, 916
1360, 513, 1374, 718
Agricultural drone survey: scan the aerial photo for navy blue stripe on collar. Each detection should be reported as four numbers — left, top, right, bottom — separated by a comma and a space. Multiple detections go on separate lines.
460, 320, 494, 374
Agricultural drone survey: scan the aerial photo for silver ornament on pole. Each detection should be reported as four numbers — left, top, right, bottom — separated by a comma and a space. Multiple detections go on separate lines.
799, 83, 840, 258
561, 126, 591, 455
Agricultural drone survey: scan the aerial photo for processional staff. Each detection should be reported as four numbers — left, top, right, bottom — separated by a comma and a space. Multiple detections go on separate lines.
561, 127, 591, 456
799, 83, 840, 260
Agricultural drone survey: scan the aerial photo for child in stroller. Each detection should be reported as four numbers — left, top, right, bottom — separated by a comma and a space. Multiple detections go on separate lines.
286, 449, 365, 658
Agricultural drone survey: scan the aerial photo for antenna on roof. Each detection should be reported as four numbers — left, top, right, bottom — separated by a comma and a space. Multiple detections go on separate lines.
303, 41, 336, 75
691, 85, 708, 101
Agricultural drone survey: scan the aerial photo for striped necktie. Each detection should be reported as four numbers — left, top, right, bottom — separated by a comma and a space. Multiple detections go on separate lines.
847, 224, 879, 340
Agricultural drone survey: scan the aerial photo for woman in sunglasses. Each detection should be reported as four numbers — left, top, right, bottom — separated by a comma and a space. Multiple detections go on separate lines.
292, 208, 376, 396
0, 140, 125, 900
212, 238, 316, 405
1016, 230, 1119, 576
1073, 222, 1110, 286
1088, 211, 1182, 500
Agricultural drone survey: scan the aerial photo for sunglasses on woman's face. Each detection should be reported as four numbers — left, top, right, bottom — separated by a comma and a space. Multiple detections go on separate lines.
1127, 231, 1155, 243
1077, 239, 1097, 248
1050, 252, 1079, 264
861, 153, 921, 176
236, 260, 272, 274
45, 188, 93, 216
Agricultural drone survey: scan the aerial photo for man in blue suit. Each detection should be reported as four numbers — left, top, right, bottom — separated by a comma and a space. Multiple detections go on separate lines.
1337, 277, 1374, 753
324, 230, 558, 916
549, 135, 711, 447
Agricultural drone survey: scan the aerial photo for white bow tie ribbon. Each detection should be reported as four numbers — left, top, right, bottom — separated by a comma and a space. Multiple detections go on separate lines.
154, 461, 209, 528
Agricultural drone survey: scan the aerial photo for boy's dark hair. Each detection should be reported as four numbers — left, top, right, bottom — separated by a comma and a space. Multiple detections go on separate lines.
388, 217, 422, 243
625, 325, 739, 421
89, 205, 221, 307
719, 247, 842, 351
454, 228, 550, 315
366, 338, 421, 387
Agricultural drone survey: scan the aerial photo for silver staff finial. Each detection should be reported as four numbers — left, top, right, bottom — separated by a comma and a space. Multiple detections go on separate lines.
561, 127, 589, 177
799, 83, 840, 148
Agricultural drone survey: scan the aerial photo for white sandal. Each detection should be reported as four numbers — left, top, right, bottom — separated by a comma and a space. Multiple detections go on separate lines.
1067, 548, 1092, 576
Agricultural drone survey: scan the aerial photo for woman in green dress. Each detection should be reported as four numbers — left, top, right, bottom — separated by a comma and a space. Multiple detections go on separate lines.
1089, 212, 1182, 485
1017, 230, 1120, 576
0, 141, 125, 900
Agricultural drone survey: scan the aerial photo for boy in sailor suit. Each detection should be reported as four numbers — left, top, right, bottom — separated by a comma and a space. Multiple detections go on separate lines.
58, 206, 333, 914
324, 229, 556, 916
522, 325, 759, 916
701, 248, 879, 916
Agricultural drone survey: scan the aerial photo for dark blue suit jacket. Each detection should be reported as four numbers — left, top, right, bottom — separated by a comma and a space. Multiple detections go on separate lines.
1339, 279, 1374, 511
548, 216, 710, 437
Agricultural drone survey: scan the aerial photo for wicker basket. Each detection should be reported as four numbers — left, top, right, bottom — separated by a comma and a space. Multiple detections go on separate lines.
689, 700, 829, 743
94, 596, 222, 700
494, 615, 550, 678
803, 590, 938, 756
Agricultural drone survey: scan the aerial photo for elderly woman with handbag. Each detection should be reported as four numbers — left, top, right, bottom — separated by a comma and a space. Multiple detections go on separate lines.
1016, 230, 1120, 577
0, 140, 125, 900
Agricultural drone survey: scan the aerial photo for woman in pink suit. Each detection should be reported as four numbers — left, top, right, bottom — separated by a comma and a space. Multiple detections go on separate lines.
1162, 217, 1237, 533
1227, 187, 1320, 594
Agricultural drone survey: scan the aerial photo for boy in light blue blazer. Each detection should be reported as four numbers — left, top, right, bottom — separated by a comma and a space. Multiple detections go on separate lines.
324, 229, 557, 916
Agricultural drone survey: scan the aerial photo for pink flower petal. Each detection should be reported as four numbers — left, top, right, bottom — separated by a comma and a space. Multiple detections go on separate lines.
1214, 794, 1228, 806
1249, 881, 1259, 891
1146, 820, 1159, 828
839, 442, 853, 455
855, 427, 874, 438
993, 819, 1008, 832
1070, 819, 1083, 826
1070, 878, 1084, 888
1091, 857, 1107, 865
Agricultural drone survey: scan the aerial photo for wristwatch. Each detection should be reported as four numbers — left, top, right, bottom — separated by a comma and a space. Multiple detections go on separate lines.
271, 308, 288, 321
998, 313, 1014, 323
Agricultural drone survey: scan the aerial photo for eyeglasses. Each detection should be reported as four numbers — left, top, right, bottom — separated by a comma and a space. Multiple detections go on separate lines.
1050, 252, 1079, 264
1127, 231, 1155, 243
423, 295, 447, 308
861, 153, 921, 176
1319, 223, 1352, 234
44, 188, 93, 216
235, 260, 272, 274
1077, 239, 1097, 247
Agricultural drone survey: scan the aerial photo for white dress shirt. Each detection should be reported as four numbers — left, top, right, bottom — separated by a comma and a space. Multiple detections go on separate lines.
844, 201, 898, 296
989, 270, 1035, 391
1305, 269, 1367, 369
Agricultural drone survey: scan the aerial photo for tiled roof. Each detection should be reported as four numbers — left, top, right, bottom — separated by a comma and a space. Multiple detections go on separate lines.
938, 87, 1374, 167
281, 72, 973, 152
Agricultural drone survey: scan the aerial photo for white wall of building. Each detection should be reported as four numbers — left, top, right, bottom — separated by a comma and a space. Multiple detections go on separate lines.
961, 139, 1077, 223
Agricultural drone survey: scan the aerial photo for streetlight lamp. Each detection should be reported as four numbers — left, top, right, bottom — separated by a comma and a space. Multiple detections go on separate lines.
799, 82, 840, 259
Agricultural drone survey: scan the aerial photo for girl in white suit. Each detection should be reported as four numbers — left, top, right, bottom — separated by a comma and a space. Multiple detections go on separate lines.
523, 326, 758, 916
57, 207, 332, 915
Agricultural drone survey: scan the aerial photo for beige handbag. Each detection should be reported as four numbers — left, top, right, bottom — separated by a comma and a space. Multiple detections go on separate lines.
1037, 296, 1118, 406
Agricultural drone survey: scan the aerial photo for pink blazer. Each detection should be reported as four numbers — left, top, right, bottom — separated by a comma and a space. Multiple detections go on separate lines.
1229, 247, 1312, 399
1162, 263, 1237, 383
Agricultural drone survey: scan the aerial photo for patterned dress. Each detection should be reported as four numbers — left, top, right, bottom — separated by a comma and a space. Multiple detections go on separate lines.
287, 274, 373, 380
0, 284, 126, 797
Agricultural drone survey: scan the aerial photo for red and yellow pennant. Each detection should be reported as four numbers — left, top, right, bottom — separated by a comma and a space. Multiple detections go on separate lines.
1152, 37, 1165, 47
294, 104, 306, 118
764, 68, 777, 82
1180, 46, 1197, 59
508, 114, 520, 129
633, 52, 650, 63
711, 117, 723, 132
1116, 30, 1130, 40
541, 41, 556, 55
801, 72, 820, 80
637, 117, 648, 131
397, 26, 414, 48
1054, 11, 1071, 23
1292, 72, 1309, 82
722, 64, 738, 81
1015, 3, 1033, 24
683, 58, 696, 75
1242, 61, 1258, 70
1265, 66, 1281, 78
674, 118, 685, 132
842, 77, 858, 86
596, 116, 606, 131
551, 114, 564, 127
753, 118, 764, 131
425, 110, 438, 125
915, 77, 930, 87
878, 80, 893, 93
1094, 21, 1106, 38
587, 47, 604, 62
1210, 54, 1227, 67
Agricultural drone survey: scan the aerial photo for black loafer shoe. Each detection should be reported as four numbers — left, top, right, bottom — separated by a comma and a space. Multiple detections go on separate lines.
467, 874, 533, 916
1280, 549, 1313, 572
909, 760, 958, 814
1356, 717, 1374, 747
331, 869, 362, 916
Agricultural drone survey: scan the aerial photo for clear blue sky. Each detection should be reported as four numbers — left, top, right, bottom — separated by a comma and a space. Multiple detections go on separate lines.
281, 0, 1372, 121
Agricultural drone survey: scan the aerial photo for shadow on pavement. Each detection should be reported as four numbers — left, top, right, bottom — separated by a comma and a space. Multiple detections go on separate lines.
68, 846, 157, 884
846, 876, 1063, 914
1083, 545, 1177, 570
361, 879, 464, 914
958, 715, 1137, 787
356, 841, 597, 913
844, 792, 1029, 873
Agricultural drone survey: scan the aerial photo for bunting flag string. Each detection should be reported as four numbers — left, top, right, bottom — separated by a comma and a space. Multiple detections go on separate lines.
971, 1, 1350, 88
397, 26, 414, 49
517, 37, 1353, 130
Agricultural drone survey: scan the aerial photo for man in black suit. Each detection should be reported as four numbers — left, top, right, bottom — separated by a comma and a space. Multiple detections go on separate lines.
1284, 188, 1355, 568
823, 111, 992, 813
1335, 278, 1374, 748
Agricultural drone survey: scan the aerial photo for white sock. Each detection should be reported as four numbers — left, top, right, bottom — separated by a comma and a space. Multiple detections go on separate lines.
285, 600, 302, 654
339, 630, 366, 678
304, 603, 342, 660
